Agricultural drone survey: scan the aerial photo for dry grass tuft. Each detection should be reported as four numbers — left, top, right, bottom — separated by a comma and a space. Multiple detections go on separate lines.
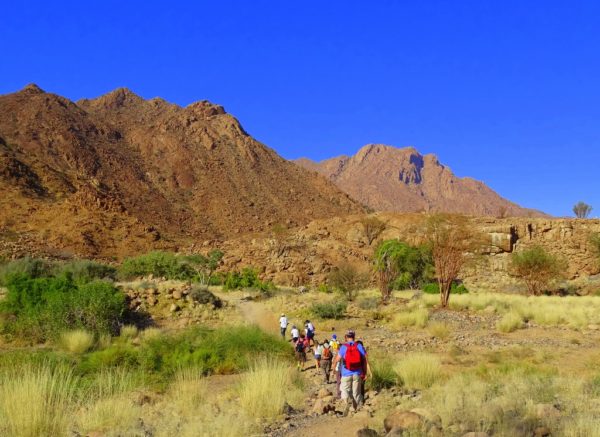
427, 321, 451, 340
0, 364, 77, 437
497, 311, 524, 333
395, 353, 442, 389
392, 308, 429, 329
60, 329, 95, 354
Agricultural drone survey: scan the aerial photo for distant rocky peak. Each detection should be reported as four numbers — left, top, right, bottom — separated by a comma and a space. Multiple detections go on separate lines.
186, 100, 226, 118
20, 83, 45, 95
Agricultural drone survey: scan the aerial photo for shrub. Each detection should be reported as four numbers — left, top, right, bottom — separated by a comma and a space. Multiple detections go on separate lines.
188, 285, 222, 308
119, 325, 138, 340
0, 364, 77, 437
497, 311, 524, 333
358, 296, 379, 310
573, 201, 593, 218
239, 357, 303, 419
57, 259, 116, 283
422, 282, 468, 295
60, 330, 95, 354
222, 267, 274, 292
118, 251, 194, 280
0, 257, 53, 285
361, 216, 387, 245
0, 274, 125, 341
510, 246, 567, 295
317, 283, 331, 293
368, 359, 398, 390
327, 262, 368, 301
395, 353, 442, 389
311, 302, 347, 319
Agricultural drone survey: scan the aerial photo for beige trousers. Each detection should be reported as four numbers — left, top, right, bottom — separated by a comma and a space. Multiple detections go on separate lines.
340, 374, 363, 409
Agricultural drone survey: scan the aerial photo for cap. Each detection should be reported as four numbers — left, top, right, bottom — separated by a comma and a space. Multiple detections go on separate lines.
332, 334, 337, 339
281, 313, 285, 316
346, 330, 356, 338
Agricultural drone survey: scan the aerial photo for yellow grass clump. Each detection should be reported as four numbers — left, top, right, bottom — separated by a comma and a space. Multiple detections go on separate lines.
60, 329, 95, 354
392, 308, 429, 329
238, 357, 303, 419
496, 311, 525, 333
120, 325, 138, 339
0, 365, 77, 437
395, 353, 442, 389
427, 321, 451, 340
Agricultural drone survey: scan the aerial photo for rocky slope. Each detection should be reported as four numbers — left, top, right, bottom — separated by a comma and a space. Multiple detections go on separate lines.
0, 85, 362, 257
216, 214, 600, 292
296, 144, 545, 217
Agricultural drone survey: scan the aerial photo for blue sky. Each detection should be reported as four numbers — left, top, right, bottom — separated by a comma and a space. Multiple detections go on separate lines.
2, 1, 599, 217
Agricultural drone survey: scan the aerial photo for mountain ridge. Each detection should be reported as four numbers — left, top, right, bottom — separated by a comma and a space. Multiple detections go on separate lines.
295, 144, 546, 217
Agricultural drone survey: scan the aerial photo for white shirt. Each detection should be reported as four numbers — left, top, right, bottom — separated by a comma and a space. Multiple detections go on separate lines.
291, 328, 299, 338
279, 316, 288, 329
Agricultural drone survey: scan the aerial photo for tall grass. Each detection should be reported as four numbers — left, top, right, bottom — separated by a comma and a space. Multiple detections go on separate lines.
60, 329, 95, 354
395, 353, 442, 389
239, 357, 303, 419
427, 321, 451, 339
496, 311, 524, 333
0, 364, 77, 437
392, 308, 429, 328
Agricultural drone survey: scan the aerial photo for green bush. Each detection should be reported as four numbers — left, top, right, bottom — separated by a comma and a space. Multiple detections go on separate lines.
509, 246, 567, 295
317, 283, 331, 293
311, 302, 347, 319
118, 251, 194, 280
0, 257, 53, 285
56, 259, 116, 284
0, 274, 125, 341
422, 282, 468, 295
222, 267, 274, 292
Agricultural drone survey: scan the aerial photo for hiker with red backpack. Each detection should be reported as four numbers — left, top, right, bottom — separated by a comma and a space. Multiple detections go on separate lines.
332, 330, 370, 416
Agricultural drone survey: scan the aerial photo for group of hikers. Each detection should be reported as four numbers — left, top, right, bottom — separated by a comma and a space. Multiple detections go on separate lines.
279, 313, 372, 416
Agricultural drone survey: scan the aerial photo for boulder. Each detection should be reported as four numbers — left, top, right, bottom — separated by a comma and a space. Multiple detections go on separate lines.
410, 408, 442, 426
384, 410, 424, 432
312, 398, 334, 415
534, 426, 552, 437
318, 388, 333, 399
356, 427, 378, 437
172, 289, 183, 300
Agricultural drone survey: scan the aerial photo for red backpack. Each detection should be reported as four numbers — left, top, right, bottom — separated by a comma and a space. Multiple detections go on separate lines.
344, 343, 362, 371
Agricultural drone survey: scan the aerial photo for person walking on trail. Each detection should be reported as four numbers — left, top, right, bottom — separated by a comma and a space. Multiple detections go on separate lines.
330, 333, 340, 357
357, 339, 372, 399
320, 339, 333, 383
295, 333, 308, 371
290, 325, 299, 343
332, 330, 369, 416
279, 313, 288, 339
304, 320, 316, 346
314, 341, 323, 370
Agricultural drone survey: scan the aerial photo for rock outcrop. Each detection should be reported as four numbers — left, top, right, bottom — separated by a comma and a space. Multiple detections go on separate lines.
296, 144, 546, 217
215, 214, 600, 291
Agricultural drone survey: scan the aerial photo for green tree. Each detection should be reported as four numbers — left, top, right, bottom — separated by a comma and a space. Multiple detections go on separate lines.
184, 250, 224, 285
373, 240, 431, 303
573, 201, 593, 218
509, 246, 567, 295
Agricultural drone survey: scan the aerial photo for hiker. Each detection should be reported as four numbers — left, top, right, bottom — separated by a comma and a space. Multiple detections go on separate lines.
330, 333, 340, 357
295, 333, 308, 371
320, 339, 333, 383
332, 330, 369, 416
290, 325, 299, 343
314, 341, 323, 370
356, 339, 372, 398
305, 320, 316, 346
279, 313, 288, 339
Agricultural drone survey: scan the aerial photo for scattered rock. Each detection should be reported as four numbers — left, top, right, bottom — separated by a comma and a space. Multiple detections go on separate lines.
317, 388, 333, 399
356, 427, 378, 437
410, 408, 442, 426
169, 303, 180, 312
312, 398, 335, 415
172, 289, 183, 300
534, 426, 552, 437
384, 410, 424, 432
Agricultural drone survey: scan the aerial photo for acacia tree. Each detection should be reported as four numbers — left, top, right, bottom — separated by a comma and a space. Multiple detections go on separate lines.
509, 246, 566, 295
422, 214, 477, 307
361, 216, 387, 245
184, 250, 224, 286
328, 263, 369, 301
573, 201, 593, 218
373, 240, 431, 303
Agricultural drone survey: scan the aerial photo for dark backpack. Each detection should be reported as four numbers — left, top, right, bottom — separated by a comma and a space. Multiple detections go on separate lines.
344, 343, 362, 371
295, 340, 305, 353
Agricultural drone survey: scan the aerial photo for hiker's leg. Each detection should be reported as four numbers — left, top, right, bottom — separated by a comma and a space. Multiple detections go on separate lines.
336, 370, 342, 398
340, 376, 352, 402
351, 374, 362, 410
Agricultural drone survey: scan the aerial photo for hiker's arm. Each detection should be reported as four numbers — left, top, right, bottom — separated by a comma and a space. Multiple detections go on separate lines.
332, 353, 340, 368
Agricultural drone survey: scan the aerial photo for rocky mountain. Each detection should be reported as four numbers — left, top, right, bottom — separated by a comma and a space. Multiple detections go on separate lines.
0, 85, 362, 257
296, 144, 545, 217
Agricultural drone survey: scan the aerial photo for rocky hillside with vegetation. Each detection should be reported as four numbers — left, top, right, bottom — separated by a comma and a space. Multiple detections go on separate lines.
296, 144, 546, 217
0, 85, 362, 258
